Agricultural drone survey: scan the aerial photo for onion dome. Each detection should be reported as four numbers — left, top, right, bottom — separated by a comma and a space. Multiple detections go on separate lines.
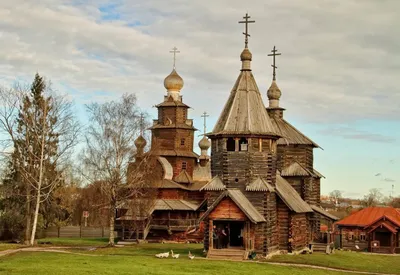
240, 48, 252, 61
134, 135, 147, 149
198, 136, 211, 151
267, 80, 281, 101
164, 69, 184, 91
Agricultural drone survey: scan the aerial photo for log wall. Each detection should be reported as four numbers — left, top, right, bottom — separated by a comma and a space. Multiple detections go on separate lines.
290, 213, 309, 251
208, 198, 246, 220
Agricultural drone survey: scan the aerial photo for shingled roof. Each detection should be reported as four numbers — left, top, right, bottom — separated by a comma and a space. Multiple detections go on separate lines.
200, 176, 226, 191
270, 117, 320, 148
337, 207, 400, 227
275, 173, 313, 213
209, 49, 280, 137
199, 189, 266, 223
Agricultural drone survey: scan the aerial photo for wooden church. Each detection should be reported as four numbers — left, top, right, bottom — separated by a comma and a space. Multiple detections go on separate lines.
116, 13, 338, 257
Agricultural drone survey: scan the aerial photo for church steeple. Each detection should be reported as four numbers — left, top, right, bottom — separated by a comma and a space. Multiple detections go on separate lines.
150, 47, 198, 181
266, 46, 285, 119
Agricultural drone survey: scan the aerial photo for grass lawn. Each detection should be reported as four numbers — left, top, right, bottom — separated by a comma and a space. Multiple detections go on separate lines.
0, 250, 352, 275
268, 250, 400, 274
1, 242, 399, 275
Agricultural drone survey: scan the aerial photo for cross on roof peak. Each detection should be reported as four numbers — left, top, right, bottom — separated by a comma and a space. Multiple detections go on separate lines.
238, 13, 255, 48
267, 46, 282, 81
169, 46, 180, 69
201, 111, 209, 135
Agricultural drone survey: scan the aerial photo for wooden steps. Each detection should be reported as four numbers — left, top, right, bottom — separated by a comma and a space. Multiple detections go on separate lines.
207, 249, 247, 260
311, 243, 330, 253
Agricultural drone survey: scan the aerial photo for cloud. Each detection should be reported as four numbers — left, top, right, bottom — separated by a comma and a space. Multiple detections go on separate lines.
319, 127, 396, 143
0, 0, 399, 125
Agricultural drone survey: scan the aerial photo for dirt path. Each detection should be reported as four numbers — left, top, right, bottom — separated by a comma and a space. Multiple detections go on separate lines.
0, 246, 99, 257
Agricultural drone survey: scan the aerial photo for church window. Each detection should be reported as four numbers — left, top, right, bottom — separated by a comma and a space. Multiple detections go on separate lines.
235, 178, 239, 183
182, 161, 187, 170
180, 138, 185, 146
239, 137, 248, 151
227, 137, 235, 151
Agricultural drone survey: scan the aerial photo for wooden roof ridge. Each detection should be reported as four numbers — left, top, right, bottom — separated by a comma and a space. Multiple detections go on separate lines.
363, 214, 400, 229
270, 116, 321, 148
310, 204, 339, 221
281, 161, 313, 177
200, 176, 226, 191
275, 172, 313, 213
154, 199, 200, 211
199, 189, 266, 223
159, 179, 188, 190
209, 70, 280, 137
367, 222, 397, 234
175, 170, 193, 184
246, 177, 275, 192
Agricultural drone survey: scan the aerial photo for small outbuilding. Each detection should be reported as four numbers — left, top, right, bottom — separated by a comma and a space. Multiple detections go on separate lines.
336, 207, 400, 254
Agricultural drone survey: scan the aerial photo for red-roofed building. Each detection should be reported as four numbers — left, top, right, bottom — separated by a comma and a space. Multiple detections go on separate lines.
336, 207, 400, 254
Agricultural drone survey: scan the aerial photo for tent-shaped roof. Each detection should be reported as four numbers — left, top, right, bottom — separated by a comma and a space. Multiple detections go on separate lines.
281, 161, 313, 177
199, 189, 266, 223
246, 177, 274, 192
275, 173, 313, 213
337, 207, 400, 227
209, 49, 280, 137
175, 170, 193, 184
200, 176, 226, 191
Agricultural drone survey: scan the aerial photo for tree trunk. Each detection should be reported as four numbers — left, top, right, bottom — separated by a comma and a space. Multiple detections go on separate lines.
30, 103, 47, 246
24, 184, 31, 245
108, 201, 115, 246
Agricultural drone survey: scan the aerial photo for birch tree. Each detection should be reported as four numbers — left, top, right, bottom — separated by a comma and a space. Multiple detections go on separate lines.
0, 74, 79, 244
82, 94, 155, 246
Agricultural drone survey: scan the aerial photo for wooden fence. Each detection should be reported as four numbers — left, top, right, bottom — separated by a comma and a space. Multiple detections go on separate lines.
43, 226, 111, 238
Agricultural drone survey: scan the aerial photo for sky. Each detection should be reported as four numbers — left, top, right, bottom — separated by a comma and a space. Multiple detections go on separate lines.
0, 0, 399, 198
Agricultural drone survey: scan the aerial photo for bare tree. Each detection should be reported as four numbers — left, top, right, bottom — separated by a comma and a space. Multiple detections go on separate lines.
0, 74, 79, 245
329, 190, 343, 209
361, 188, 383, 208
82, 94, 154, 246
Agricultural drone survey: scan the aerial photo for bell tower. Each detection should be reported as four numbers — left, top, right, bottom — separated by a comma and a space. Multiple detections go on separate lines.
150, 47, 198, 181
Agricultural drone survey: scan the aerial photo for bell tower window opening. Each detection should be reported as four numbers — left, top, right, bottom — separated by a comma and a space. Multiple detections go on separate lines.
180, 138, 185, 146
239, 137, 248, 151
182, 161, 187, 170
227, 137, 235, 151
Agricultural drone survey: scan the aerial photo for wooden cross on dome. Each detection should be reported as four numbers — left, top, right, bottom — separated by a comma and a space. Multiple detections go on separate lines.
238, 13, 255, 48
201, 111, 209, 136
268, 46, 281, 81
139, 113, 145, 135
169, 46, 180, 69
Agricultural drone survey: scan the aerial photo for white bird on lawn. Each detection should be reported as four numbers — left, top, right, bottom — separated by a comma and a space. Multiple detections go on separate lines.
171, 250, 180, 259
355, 245, 360, 250
188, 251, 195, 260
162, 251, 170, 258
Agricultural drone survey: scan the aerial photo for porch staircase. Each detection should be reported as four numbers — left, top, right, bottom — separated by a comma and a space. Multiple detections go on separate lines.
207, 249, 247, 260
311, 243, 330, 253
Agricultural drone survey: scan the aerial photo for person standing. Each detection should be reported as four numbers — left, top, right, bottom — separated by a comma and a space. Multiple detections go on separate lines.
212, 225, 218, 249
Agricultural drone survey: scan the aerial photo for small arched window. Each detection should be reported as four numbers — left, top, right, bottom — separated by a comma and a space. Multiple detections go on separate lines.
227, 137, 235, 151
239, 137, 248, 151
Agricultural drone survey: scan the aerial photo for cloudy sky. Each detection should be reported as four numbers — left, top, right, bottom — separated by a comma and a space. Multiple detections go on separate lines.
1, 0, 399, 198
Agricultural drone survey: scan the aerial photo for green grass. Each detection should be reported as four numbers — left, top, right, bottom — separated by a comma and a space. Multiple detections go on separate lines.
1, 243, 399, 275
0, 250, 352, 275
36, 237, 111, 246
268, 250, 400, 274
